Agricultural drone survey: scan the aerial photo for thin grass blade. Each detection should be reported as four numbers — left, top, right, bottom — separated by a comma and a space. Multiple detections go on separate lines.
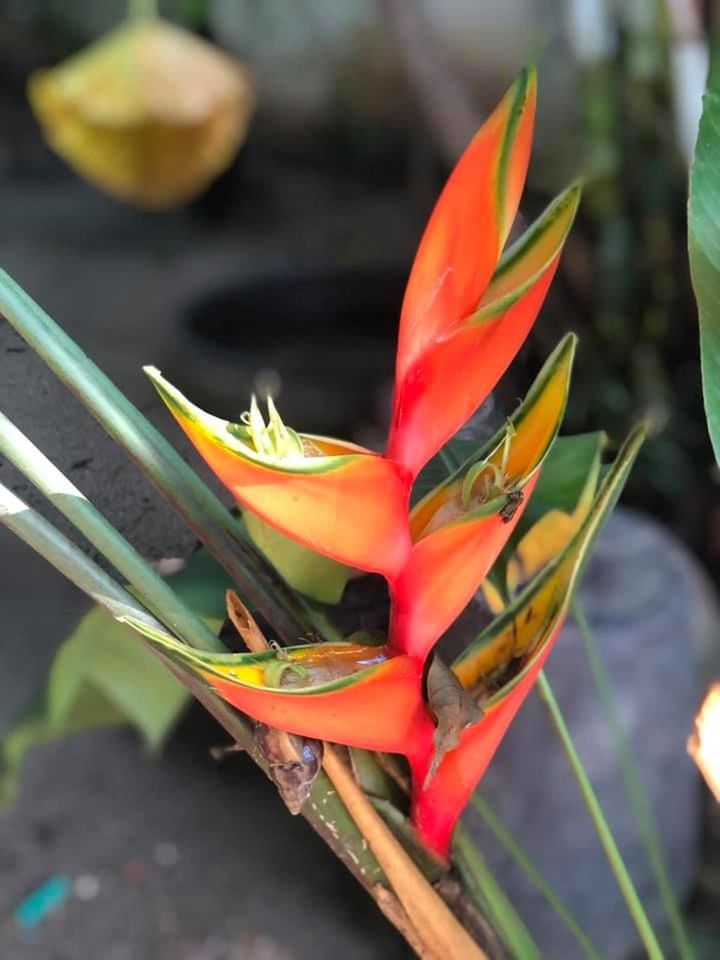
536, 672, 664, 960
572, 599, 694, 960
471, 795, 602, 960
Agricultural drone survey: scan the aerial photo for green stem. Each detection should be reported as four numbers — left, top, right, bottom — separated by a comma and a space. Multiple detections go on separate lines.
0, 269, 319, 644
0, 411, 223, 653
0, 482, 387, 893
454, 824, 541, 960
536, 672, 665, 960
471, 795, 603, 960
1, 482, 163, 629
572, 600, 694, 960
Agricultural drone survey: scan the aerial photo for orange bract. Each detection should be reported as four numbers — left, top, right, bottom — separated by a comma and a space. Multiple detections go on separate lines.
145, 367, 413, 580
396, 69, 536, 383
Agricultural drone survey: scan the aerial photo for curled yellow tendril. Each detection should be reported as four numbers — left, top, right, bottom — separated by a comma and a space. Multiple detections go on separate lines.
461, 420, 516, 509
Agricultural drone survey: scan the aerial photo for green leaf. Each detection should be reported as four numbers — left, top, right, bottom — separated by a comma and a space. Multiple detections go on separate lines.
244, 511, 351, 605
689, 73, 720, 464
488, 431, 605, 594
524, 432, 606, 519
0, 546, 233, 806
454, 824, 542, 960
163, 547, 233, 626
0, 268, 310, 643
1, 609, 189, 806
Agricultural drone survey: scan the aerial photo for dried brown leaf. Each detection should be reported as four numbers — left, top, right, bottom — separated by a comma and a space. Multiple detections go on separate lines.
426, 656, 483, 784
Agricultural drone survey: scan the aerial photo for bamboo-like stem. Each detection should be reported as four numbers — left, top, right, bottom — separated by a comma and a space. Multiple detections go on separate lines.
1, 483, 492, 956
0, 411, 224, 653
536, 672, 665, 960
572, 599, 693, 960
227, 591, 490, 958
0, 269, 319, 644
471, 795, 603, 960
453, 825, 541, 960
0, 481, 277, 764
322, 745, 489, 960
1, 482, 164, 628
0, 485, 388, 904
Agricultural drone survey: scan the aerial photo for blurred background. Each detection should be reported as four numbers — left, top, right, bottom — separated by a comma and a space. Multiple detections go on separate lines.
1, 1, 719, 959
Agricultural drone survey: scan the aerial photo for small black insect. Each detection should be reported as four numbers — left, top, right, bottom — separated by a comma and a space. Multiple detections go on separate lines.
499, 489, 524, 523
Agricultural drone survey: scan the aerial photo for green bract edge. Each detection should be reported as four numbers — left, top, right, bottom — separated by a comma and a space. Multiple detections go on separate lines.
688, 78, 720, 465
411, 332, 577, 521
144, 366, 359, 476
453, 425, 645, 706
120, 617, 390, 696
475, 183, 581, 322
495, 65, 536, 239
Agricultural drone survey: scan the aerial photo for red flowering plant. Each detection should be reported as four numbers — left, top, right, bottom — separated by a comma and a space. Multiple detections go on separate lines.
134, 67, 638, 859
0, 66, 651, 960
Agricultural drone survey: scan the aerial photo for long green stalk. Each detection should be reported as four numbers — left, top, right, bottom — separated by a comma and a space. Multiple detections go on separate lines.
2, 482, 504, 953
572, 600, 693, 960
536, 672, 665, 960
1, 482, 169, 631
0, 269, 316, 643
454, 824, 542, 960
471, 795, 603, 960
0, 410, 223, 652
0, 481, 387, 892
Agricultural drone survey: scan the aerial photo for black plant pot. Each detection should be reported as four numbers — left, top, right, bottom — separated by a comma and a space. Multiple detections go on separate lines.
168, 266, 409, 440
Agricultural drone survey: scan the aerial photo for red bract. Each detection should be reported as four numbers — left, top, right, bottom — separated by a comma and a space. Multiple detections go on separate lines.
386, 69, 579, 478
389, 334, 574, 662
146, 69, 599, 857
143, 373, 413, 580
410, 427, 644, 856
148, 68, 578, 591
125, 621, 436, 789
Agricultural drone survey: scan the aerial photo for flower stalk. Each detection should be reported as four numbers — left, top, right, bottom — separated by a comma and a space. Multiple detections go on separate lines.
536, 672, 664, 960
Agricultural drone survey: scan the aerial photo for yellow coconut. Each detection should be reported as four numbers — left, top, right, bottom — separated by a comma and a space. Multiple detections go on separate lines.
28, 18, 254, 209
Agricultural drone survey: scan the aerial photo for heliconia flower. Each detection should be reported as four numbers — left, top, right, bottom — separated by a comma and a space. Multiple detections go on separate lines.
411, 425, 645, 857
387, 65, 580, 478
389, 334, 576, 663
144, 370, 413, 580
28, 17, 254, 209
121, 619, 435, 781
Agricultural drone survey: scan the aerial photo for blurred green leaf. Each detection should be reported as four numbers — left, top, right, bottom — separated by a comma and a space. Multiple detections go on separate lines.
1, 609, 188, 806
689, 68, 720, 465
523, 432, 606, 521
1, 546, 233, 806
244, 511, 350, 604
162, 547, 232, 625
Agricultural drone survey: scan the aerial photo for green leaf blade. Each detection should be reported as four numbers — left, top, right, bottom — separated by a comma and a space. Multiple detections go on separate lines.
689, 85, 720, 463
